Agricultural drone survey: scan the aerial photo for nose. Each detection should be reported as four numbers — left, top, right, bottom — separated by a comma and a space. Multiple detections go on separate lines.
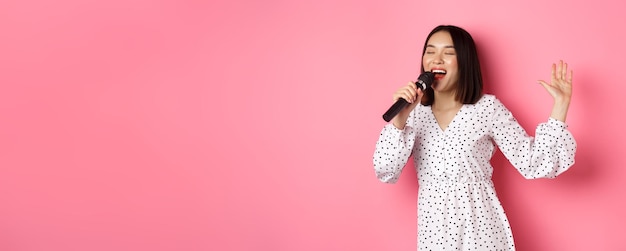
432, 53, 444, 64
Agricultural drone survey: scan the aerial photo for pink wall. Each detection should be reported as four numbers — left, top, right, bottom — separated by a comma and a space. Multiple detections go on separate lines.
0, 0, 624, 250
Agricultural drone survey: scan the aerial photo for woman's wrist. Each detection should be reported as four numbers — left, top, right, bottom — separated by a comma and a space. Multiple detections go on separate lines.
392, 120, 406, 130
550, 98, 571, 122
391, 115, 407, 130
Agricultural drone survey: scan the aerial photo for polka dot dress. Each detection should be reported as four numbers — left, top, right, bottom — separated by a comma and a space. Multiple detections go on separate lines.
373, 94, 577, 251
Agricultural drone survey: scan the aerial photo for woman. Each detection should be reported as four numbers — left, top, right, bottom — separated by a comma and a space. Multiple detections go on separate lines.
373, 25, 576, 250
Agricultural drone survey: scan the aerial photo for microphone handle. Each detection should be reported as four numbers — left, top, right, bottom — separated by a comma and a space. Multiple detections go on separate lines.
382, 98, 409, 122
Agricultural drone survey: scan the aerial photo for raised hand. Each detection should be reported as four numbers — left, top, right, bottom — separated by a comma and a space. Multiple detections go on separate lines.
538, 60, 573, 122
538, 60, 573, 103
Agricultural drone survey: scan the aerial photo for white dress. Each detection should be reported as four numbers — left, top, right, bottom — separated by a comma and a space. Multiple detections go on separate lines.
373, 94, 576, 250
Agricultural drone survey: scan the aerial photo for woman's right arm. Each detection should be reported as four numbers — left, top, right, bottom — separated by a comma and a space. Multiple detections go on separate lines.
373, 121, 417, 184
373, 82, 423, 183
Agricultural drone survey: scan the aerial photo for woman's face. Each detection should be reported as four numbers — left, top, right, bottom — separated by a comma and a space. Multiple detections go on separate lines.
422, 31, 459, 93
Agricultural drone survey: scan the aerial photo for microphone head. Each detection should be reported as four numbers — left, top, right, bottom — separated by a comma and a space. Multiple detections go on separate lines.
416, 72, 435, 90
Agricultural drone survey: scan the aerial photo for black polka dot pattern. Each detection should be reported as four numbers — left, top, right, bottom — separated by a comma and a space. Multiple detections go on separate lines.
373, 94, 577, 250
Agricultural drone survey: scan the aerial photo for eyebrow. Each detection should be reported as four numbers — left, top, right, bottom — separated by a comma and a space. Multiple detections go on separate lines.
426, 45, 455, 49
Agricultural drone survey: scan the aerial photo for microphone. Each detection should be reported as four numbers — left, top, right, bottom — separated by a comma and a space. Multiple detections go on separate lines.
382, 72, 435, 122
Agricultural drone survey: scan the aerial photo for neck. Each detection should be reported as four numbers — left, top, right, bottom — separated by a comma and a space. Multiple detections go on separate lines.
432, 92, 462, 110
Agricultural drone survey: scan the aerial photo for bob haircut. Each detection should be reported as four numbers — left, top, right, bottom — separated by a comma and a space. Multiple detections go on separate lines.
420, 25, 483, 106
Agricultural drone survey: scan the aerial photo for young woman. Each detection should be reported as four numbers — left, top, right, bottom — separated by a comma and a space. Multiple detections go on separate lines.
373, 25, 576, 250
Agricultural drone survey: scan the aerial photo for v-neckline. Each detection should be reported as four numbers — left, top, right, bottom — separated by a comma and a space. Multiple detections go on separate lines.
430, 105, 464, 133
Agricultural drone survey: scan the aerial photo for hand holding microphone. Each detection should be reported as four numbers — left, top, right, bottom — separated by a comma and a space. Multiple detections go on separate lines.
382, 72, 435, 125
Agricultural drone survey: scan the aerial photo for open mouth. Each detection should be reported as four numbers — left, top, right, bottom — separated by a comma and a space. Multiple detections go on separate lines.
431, 69, 446, 81
431, 69, 447, 75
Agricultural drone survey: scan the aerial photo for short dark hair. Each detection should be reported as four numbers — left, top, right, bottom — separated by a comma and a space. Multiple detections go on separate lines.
420, 25, 483, 106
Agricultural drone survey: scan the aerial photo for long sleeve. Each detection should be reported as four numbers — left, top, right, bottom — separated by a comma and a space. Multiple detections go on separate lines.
373, 112, 418, 183
490, 98, 577, 179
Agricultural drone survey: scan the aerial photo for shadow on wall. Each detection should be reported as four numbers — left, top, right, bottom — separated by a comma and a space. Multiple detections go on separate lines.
556, 67, 599, 186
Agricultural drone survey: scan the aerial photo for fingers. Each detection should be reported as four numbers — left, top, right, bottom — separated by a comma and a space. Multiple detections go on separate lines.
539, 60, 574, 101
393, 82, 419, 103
560, 60, 568, 80
552, 61, 564, 80
554, 60, 572, 81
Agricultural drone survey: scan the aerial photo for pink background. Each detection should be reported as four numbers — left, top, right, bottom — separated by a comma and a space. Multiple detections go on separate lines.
0, 0, 624, 250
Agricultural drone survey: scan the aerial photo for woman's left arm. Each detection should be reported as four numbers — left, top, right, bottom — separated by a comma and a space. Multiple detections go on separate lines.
538, 60, 573, 122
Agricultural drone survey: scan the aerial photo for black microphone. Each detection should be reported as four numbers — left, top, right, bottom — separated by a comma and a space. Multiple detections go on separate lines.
382, 72, 435, 122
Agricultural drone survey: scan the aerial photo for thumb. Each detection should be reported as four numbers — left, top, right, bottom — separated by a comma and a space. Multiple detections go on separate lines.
537, 80, 552, 89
